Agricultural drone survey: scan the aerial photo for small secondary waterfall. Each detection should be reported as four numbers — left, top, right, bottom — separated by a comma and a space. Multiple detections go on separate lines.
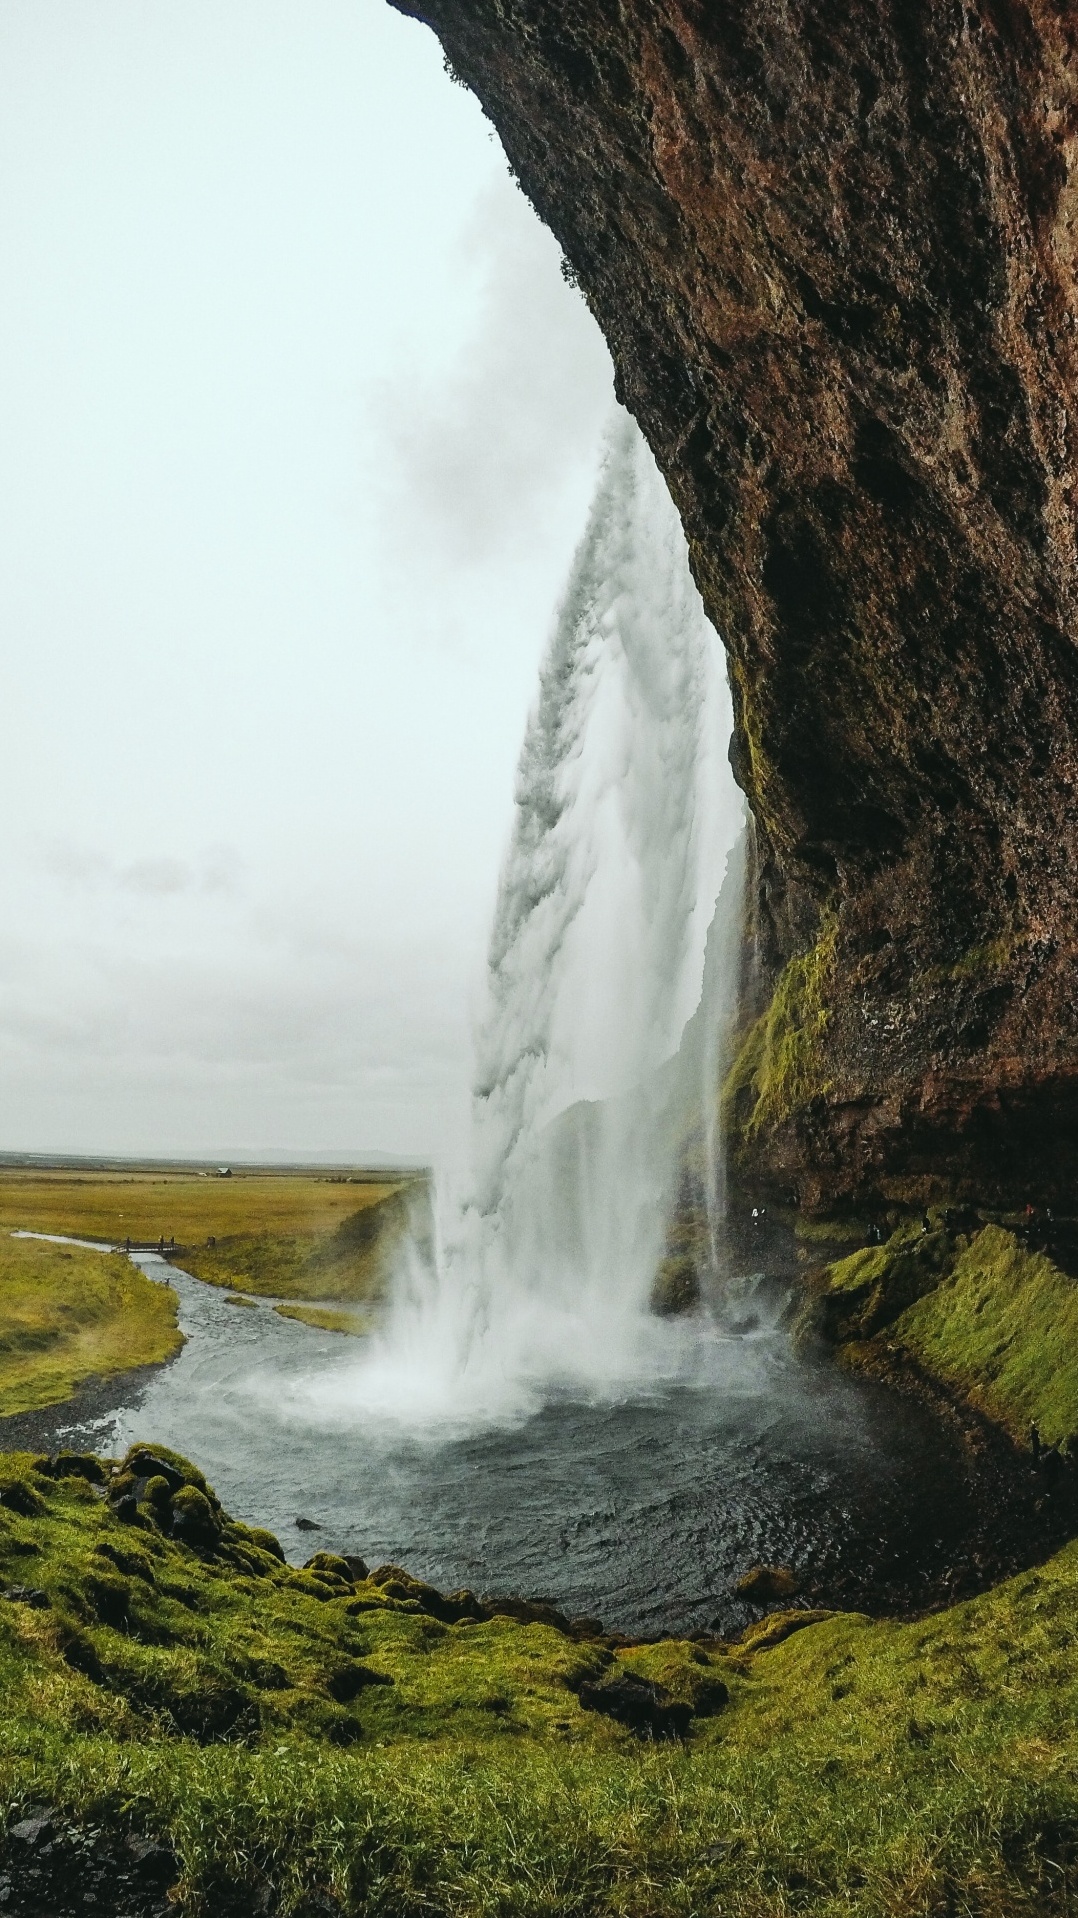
329, 412, 743, 1427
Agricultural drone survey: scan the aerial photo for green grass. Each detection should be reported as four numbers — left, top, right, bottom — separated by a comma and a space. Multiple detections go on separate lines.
803, 1223, 1078, 1451
893, 1225, 1078, 1448
2, 1445, 1078, 1912
0, 1171, 427, 1306
0, 1238, 182, 1416
273, 1305, 370, 1337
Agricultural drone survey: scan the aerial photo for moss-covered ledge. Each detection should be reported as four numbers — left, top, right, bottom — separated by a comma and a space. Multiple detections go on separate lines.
798, 1222, 1078, 1451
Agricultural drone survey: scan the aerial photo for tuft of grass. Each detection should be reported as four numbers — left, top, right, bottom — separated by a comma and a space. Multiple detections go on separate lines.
3, 1445, 1078, 1911
273, 1305, 370, 1337
0, 1237, 181, 1416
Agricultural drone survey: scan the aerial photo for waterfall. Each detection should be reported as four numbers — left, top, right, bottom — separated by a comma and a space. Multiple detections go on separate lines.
312, 411, 744, 1429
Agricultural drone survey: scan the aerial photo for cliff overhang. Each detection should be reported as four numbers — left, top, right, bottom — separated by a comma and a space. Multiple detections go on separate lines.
391, 0, 1078, 1206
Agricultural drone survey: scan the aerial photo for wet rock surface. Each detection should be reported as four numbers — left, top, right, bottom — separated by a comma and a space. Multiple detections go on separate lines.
393, 0, 1078, 1207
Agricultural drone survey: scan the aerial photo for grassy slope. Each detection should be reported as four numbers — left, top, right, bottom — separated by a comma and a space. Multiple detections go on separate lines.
810, 1223, 1078, 1448
0, 1173, 420, 1305
1, 1445, 1078, 1914
894, 1225, 1078, 1447
0, 1239, 181, 1417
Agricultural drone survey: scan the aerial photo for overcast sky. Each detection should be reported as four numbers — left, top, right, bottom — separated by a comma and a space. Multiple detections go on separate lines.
0, 0, 616, 1164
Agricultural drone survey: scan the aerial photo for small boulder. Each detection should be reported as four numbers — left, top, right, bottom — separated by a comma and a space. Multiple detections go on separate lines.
122, 1449, 187, 1495
171, 1485, 221, 1551
143, 1474, 174, 1518
736, 1564, 800, 1604
245, 1525, 286, 1562
303, 1552, 356, 1583
295, 1515, 322, 1531
9, 1811, 55, 1848
45, 1453, 106, 1485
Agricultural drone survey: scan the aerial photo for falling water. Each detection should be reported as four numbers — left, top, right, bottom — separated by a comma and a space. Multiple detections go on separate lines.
48, 421, 1026, 1626
304, 411, 744, 1428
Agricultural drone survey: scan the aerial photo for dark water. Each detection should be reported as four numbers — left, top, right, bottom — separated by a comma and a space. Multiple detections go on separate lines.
12, 1251, 1035, 1637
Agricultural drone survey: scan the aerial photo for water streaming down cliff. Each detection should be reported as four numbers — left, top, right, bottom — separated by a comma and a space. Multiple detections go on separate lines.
318, 412, 743, 1428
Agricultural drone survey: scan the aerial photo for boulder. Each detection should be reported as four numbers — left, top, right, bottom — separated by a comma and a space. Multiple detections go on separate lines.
736, 1564, 800, 1604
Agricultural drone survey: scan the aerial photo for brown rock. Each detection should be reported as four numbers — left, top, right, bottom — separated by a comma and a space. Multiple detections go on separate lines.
392, 0, 1078, 1206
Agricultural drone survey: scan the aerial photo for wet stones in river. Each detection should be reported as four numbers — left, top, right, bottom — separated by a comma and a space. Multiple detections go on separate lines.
295, 1515, 322, 1531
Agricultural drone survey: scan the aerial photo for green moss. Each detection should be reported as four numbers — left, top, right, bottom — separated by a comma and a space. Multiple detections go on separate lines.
722, 915, 837, 1151
892, 1225, 1078, 1447
795, 1223, 956, 1346
948, 934, 1012, 979
0, 1237, 182, 1416
5, 1444, 1078, 1910
801, 1223, 1078, 1452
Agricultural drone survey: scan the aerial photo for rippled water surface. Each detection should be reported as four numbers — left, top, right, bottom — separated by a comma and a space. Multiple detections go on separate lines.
24, 1255, 1003, 1636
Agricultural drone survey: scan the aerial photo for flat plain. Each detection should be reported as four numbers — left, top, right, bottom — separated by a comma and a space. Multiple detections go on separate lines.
0, 1168, 426, 1305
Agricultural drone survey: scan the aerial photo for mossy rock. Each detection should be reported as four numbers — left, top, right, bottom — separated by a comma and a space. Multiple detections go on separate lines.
651, 1254, 701, 1317
736, 1564, 800, 1604
170, 1487, 221, 1552
791, 1224, 958, 1348
303, 1552, 356, 1584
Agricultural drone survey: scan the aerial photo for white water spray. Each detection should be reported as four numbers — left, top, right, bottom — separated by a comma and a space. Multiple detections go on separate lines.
294, 412, 744, 1430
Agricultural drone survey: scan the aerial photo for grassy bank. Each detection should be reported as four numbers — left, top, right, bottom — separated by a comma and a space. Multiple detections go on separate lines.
1, 1443, 1077, 1913
0, 1171, 427, 1307
802, 1221, 1078, 1449
0, 1238, 181, 1417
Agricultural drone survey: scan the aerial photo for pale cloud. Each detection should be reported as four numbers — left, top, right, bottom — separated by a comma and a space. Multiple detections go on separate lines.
372, 170, 614, 571
38, 841, 244, 900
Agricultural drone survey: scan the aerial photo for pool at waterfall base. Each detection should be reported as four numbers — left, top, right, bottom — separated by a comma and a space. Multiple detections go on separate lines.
1, 1242, 1063, 1640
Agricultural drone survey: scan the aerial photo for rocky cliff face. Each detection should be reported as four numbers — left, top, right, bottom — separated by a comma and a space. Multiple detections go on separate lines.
392, 0, 1078, 1207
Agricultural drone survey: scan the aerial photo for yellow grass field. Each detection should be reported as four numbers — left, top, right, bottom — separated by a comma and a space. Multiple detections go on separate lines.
0, 1235, 182, 1416
0, 1168, 428, 1305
